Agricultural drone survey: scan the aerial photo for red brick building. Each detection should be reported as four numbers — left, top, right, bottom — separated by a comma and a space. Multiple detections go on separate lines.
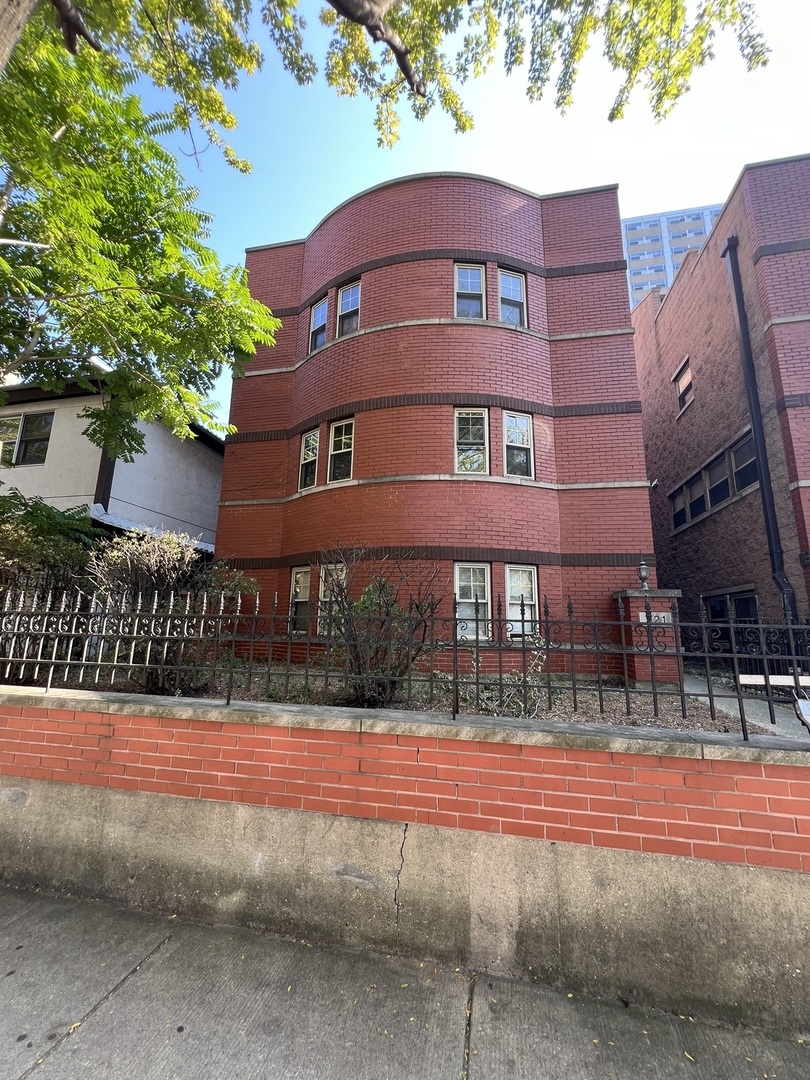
633, 155, 810, 621
216, 173, 655, 625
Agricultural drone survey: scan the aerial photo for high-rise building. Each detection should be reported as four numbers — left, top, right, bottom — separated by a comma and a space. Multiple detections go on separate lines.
622, 203, 723, 306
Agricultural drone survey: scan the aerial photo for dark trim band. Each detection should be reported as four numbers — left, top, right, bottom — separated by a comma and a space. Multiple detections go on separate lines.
753, 238, 810, 264
227, 395, 642, 445
225, 547, 656, 571
799, 552, 810, 569
777, 393, 810, 413
272, 249, 626, 318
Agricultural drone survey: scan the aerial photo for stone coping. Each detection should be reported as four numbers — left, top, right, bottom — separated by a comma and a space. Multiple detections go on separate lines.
1, 685, 808, 766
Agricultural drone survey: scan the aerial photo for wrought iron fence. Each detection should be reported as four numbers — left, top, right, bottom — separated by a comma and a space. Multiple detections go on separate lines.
1, 586, 809, 742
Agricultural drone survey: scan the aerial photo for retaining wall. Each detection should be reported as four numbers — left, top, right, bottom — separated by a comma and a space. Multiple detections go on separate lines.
0, 687, 808, 1030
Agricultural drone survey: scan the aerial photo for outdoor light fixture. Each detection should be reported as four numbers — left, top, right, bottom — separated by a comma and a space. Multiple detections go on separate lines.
637, 560, 650, 591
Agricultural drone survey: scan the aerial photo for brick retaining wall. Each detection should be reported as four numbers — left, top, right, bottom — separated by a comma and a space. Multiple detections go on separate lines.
1, 693, 807, 873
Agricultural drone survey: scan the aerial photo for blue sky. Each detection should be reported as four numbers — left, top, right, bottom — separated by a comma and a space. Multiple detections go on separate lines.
150, 2, 809, 419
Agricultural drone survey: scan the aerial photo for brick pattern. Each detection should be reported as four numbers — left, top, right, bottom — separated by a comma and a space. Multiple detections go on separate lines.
221, 174, 656, 614
1, 704, 808, 873
632, 156, 810, 619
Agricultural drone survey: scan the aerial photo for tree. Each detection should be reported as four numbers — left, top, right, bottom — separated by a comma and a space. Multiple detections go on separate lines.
2, 1, 768, 149
0, 28, 279, 460
0, 486, 97, 587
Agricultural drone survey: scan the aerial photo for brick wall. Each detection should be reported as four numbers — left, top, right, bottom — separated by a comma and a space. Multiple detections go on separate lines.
219, 173, 656, 618
632, 155, 810, 619
1, 700, 807, 873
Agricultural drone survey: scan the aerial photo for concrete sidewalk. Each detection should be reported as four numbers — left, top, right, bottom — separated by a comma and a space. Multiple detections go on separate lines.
1, 885, 807, 1079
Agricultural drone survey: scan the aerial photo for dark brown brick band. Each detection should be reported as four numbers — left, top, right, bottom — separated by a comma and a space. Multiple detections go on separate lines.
271, 249, 627, 317
753, 238, 810, 264
225, 547, 656, 571
227, 395, 642, 444
777, 393, 810, 413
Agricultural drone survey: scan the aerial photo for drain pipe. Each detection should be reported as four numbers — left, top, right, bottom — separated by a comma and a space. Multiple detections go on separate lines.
722, 233, 797, 620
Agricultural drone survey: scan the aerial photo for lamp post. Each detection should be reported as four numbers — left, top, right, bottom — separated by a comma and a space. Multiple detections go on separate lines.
638, 559, 650, 592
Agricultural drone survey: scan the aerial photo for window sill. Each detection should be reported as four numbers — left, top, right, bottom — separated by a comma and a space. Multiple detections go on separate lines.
675, 396, 694, 420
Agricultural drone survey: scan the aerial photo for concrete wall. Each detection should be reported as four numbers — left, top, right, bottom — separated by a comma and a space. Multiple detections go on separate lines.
0, 687, 808, 1030
0, 396, 103, 510
109, 423, 223, 545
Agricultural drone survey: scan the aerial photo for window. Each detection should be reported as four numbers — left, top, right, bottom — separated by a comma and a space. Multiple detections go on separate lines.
299, 430, 319, 490
674, 359, 693, 412
499, 271, 525, 326
669, 433, 758, 530
705, 592, 758, 623
688, 475, 706, 519
318, 563, 347, 636
668, 216, 686, 225
455, 564, 490, 637
328, 419, 353, 482
506, 566, 538, 636
310, 297, 327, 351
290, 568, 311, 633
337, 282, 360, 337
671, 230, 687, 239
0, 412, 53, 466
455, 409, 488, 473
504, 411, 533, 477
455, 265, 485, 318
707, 456, 730, 507
732, 435, 757, 491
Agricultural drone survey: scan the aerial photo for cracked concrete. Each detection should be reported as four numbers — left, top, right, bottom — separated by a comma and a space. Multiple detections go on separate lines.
394, 822, 408, 935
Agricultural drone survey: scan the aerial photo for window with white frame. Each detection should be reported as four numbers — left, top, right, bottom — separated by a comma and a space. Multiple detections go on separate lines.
455, 409, 488, 473
328, 419, 354, 482
673, 358, 693, 412
455, 563, 490, 637
504, 411, 533, 478
337, 282, 360, 337
0, 412, 54, 467
499, 270, 525, 326
318, 563, 347, 636
299, 429, 319, 490
310, 297, 328, 351
455, 264, 485, 318
289, 567, 311, 633
506, 565, 538, 635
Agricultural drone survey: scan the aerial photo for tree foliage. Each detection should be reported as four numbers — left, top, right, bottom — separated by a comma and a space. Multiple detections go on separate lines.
0, 23, 279, 459
4, 1, 768, 151
0, 486, 97, 585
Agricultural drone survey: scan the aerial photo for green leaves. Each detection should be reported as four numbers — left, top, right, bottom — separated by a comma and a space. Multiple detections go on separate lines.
0, 20, 279, 460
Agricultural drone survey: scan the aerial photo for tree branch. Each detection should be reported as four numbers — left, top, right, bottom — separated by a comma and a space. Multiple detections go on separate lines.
49, 0, 102, 55
0, 239, 52, 251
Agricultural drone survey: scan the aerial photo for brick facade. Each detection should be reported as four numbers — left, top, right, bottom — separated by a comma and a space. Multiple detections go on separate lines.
1, 700, 807, 872
217, 174, 655, 621
632, 155, 810, 620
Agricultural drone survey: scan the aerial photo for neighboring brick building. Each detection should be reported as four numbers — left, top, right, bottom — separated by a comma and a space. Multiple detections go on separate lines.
633, 154, 810, 621
216, 173, 655, 625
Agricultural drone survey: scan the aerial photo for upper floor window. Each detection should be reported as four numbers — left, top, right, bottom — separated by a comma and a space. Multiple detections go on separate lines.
0, 412, 53, 466
506, 565, 538, 635
455, 563, 490, 637
328, 419, 354, 482
455, 409, 488, 473
669, 433, 758, 531
310, 297, 327, 351
337, 282, 360, 337
504, 411, 533, 478
674, 358, 693, 412
299, 429, 319, 490
499, 271, 525, 326
290, 567, 311, 633
455, 265, 484, 318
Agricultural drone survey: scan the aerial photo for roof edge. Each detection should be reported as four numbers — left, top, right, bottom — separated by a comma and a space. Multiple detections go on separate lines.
244, 172, 620, 255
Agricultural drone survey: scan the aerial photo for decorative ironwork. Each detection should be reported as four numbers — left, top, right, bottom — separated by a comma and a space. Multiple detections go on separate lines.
1, 586, 809, 742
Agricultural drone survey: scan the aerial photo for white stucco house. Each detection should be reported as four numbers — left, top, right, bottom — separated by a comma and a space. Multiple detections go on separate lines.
0, 381, 224, 549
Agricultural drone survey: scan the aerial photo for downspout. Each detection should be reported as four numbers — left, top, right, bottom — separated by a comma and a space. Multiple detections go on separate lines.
721, 233, 797, 620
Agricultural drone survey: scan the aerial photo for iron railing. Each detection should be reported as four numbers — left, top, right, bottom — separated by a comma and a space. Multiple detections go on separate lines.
1, 587, 809, 741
